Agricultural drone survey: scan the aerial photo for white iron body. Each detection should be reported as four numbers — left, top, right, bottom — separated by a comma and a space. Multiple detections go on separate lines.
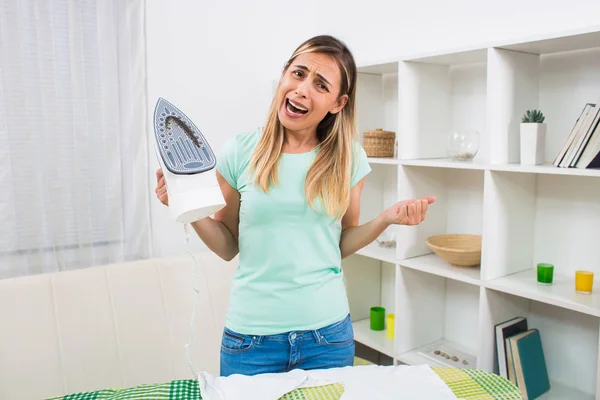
155, 141, 225, 223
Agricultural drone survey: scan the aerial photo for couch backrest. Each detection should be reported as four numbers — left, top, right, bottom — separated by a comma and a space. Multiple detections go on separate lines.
0, 252, 237, 400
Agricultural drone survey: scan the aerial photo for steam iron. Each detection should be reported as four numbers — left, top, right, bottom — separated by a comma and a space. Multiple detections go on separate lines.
153, 97, 226, 223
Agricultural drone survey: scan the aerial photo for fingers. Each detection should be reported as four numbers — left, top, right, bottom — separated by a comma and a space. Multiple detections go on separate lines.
407, 200, 422, 225
154, 176, 166, 192
156, 185, 167, 197
156, 186, 168, 206
414, 199, 422, 220
395, 197, 434, 226
420, 198, 428, 222
154, 168, 168, 206
423, 195, 436, 204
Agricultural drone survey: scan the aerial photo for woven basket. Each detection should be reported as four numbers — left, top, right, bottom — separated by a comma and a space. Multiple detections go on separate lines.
426, 234, 482, 267
364, 128, 395, 157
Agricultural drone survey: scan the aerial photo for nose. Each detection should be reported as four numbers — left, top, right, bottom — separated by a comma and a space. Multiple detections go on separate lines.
295, 79, 310, 99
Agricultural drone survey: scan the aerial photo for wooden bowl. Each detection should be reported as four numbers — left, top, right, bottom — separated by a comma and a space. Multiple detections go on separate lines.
426, 234, 482, 267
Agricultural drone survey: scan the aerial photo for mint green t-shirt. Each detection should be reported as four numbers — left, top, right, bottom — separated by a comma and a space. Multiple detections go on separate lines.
216, 127, 371, 335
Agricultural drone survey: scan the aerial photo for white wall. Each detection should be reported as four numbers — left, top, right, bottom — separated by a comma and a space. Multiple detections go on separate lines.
146, 0, 600, 258
316, 0, 600, 66
146, 0, 318, 257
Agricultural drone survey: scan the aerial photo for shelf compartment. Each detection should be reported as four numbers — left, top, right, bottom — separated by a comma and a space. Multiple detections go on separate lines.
398, 55, 487, 162
352, 318, 396, 359
344, 257, 396, 362
483, 171, 600, 282
396, 166, 484, 260
356, 62, 397, 147
400, 254, 480, 286
481, 288, 599, 399
396, 267, 480, 362
343, 256, 394, 333
487, 45, 600, 165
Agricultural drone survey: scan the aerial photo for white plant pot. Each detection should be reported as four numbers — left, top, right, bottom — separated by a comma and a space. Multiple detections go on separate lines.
520, 123, 546, 165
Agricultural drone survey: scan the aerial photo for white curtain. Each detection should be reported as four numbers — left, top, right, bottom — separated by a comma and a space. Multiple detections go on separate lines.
0, 0, 151, 279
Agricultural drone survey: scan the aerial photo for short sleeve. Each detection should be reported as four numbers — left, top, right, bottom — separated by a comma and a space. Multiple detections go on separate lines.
351, 142, 371, 187
216, 136, 239, 190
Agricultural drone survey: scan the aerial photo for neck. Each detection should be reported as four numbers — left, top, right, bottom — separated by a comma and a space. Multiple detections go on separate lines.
282, 127, 319, 153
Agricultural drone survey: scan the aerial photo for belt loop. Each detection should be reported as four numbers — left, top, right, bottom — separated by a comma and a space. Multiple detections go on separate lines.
312, 329, 321, 343
254, 335, 264, 345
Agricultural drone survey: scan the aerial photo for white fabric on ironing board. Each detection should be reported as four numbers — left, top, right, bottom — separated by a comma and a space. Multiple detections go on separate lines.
198, 368, 327, 400
198, 364, 458, 400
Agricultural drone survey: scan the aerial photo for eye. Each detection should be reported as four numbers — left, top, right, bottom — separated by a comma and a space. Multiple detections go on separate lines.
293, 70, 304, 78
317, 82, 329, 92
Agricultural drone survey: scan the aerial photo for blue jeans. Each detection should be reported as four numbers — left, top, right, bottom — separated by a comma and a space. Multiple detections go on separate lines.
220, 314, 355, 376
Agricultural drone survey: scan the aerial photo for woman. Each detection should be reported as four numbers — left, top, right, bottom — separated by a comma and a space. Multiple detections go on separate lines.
155, 34, 435, 376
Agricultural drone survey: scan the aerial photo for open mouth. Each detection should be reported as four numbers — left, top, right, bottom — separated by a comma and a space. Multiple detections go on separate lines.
286, 98, 308, 115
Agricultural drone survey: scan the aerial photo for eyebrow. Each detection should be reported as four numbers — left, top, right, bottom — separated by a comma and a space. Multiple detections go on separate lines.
293, 64, 331, 87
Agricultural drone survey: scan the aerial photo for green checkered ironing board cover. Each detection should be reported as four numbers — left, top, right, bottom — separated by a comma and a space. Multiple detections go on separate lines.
45, 367, 521, 400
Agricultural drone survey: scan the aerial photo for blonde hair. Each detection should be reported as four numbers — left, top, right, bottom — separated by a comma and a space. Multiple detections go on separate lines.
249, 35, 358, 219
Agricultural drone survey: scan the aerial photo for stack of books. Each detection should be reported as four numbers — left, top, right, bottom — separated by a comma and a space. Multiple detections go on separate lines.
553, 102, 600, 168
495, 317, 550, 399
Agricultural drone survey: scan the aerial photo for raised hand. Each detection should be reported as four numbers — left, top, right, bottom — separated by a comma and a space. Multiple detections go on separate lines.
380, 196, 436, 226
155, 168, 169, 206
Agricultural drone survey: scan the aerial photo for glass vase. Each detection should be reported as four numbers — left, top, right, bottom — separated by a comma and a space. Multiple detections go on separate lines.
448, 130, 480, 161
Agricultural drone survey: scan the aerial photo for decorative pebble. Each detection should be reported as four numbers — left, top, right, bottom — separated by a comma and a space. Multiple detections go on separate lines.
432, 348, 471, 367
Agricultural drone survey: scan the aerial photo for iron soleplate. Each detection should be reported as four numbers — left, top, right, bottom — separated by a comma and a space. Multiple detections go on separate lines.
153, 97, 216, 175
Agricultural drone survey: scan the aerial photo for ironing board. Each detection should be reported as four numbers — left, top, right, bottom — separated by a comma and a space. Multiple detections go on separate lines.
45, 367, 521, 400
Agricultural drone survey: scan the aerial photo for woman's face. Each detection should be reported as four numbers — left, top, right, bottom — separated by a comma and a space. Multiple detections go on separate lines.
277, 52, 348, 135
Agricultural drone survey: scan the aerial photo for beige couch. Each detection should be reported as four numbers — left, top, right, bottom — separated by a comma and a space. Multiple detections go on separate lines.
0, 252, 238, 400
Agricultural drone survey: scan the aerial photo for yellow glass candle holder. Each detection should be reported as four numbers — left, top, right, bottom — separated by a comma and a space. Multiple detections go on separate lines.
386, 313, 395, 339
575, 270, 594, 294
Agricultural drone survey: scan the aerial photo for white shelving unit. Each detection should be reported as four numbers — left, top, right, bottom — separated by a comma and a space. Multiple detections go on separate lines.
342, 25, 600, 399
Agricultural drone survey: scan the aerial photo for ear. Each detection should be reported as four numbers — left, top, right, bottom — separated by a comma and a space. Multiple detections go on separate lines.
329, 94, 348, 115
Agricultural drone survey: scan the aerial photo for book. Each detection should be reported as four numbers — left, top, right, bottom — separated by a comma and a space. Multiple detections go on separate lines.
553, 103, 594, 167
569, 104, 600, 167
551, 100, 600, 169
560, 104, 599, 167
494, 316, 528, 379
507, 329, 551, 400
575, 111, 600, 168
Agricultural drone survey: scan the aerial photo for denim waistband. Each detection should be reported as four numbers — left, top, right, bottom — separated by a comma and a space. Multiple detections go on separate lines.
224, 314, 351, 345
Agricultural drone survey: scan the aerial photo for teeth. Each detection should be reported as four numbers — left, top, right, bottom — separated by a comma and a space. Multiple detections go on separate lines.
288, 99, 307, 112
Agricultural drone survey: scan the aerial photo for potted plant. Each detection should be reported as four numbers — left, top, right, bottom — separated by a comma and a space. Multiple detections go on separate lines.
520, 109, 546, 165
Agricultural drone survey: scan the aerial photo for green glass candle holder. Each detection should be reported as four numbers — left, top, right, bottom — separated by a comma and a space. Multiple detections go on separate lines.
537, 263, 554, 285
370, 306, 385, 331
